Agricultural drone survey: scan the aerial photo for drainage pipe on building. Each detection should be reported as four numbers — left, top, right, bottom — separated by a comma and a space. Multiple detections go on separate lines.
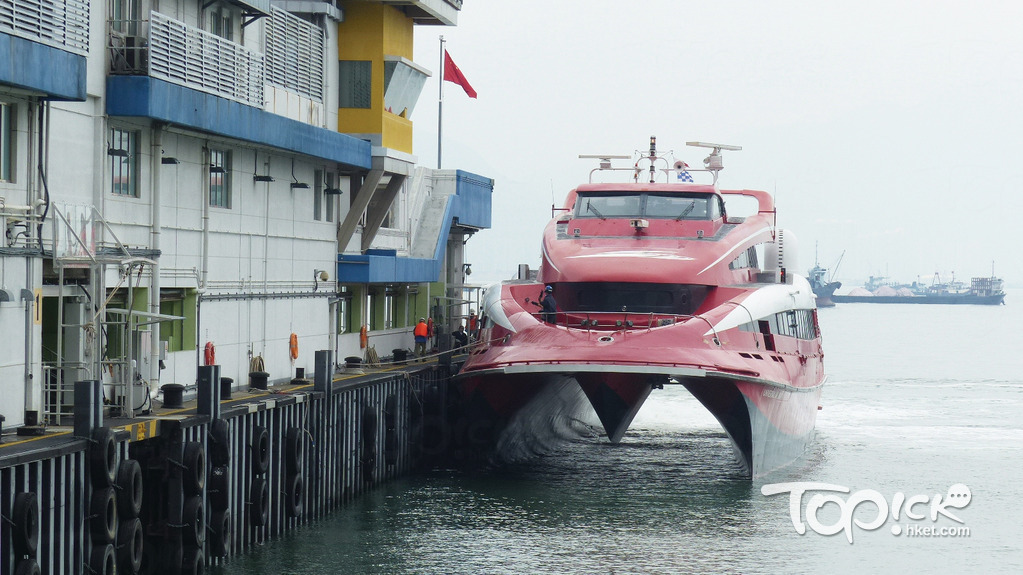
149, 124, 164, 400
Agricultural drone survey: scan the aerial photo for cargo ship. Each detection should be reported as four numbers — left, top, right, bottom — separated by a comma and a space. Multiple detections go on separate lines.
455, 138, 826, 478
832, 274, 1006, 305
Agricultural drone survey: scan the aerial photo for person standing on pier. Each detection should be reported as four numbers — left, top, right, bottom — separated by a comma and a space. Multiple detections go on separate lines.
414, 318, 429, 359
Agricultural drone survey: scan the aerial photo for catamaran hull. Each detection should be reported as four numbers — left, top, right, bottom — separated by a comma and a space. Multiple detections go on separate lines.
456, 366, 821, 478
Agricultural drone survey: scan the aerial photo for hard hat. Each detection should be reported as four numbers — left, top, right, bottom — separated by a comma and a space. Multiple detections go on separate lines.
545, 285, 553, 292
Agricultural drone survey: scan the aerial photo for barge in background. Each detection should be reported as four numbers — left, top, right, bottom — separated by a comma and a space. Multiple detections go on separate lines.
832, 274, 1006, 305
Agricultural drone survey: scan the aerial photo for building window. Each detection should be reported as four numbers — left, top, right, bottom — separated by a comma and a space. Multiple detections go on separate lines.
109, 128, 138, 197
159, 289, 197, 352
207, 5, 234, 41
1, 102, 13, 182
339, 61, 372, 109
209, 149, 231, 208
110, 0, 141, 34
325, 172, 335, 222
314, 169, 323, 221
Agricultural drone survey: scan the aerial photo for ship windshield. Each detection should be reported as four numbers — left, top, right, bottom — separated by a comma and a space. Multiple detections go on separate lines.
575, 192, 714, 220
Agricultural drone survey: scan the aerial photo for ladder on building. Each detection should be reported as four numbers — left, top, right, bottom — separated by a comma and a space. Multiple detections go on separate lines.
44, 203, 163, 424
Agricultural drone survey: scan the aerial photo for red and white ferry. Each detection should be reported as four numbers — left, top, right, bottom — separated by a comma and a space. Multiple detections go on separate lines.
457, 138, 825, 478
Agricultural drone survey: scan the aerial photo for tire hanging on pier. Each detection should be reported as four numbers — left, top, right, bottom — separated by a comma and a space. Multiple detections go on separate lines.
284, 472, 304, 518
89, 486, 118, 542
115, 459, 144, 519
89, 544, 116, 575
251, 425, 270, 476
209, 509, 232, 557
116, 516, 144, 574
285, 427, 304, 474
182, 442, 206, 495
182, 547, 206, 575
209, 419, 231, 466
209, 465, 231, 511
361, 405, 378, 483
250, 476, 269, 526
90, 428, 118, 487
13, 559, 40, 575
182, 495, 206, 547
11, 492, 39, 556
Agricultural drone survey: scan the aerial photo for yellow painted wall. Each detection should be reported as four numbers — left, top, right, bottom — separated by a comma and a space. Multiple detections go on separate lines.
338, 2, 415, 153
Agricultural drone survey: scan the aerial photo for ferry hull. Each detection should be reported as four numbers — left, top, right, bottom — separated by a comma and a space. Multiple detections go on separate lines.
457, 364, 822, 478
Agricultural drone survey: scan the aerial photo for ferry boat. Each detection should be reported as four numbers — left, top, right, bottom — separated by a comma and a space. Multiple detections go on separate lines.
456, 138, 826, 478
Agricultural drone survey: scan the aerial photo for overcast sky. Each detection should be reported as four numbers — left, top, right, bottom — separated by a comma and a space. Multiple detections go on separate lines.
412, 1, 1023, 288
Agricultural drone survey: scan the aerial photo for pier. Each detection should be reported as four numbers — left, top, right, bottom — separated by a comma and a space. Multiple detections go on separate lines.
0, 355, 457, 575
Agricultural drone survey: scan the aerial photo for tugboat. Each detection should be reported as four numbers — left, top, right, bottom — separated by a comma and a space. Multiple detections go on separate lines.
808, 248, 843, 307
456, 138, 826, 478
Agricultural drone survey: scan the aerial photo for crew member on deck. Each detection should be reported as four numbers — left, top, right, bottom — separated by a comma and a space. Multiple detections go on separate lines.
533, 285, 558, 324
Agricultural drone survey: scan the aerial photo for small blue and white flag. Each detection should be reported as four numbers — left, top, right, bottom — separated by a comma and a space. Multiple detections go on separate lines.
677, 162, 694, 182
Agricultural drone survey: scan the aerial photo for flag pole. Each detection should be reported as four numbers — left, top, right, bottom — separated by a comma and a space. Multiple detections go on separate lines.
438, 35, 445, 169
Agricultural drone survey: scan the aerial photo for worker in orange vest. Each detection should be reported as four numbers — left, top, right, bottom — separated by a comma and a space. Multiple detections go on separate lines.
413, 317, 429, 359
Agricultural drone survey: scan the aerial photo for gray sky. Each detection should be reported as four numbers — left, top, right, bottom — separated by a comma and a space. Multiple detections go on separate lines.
412, 1, 1023, 288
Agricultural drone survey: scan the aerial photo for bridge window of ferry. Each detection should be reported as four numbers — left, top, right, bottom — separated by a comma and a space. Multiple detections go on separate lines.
576, 194, 642, 218
645, 194, 710, 219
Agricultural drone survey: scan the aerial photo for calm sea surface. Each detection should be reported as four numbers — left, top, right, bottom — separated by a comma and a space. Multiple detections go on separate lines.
216, 289, 1023, 574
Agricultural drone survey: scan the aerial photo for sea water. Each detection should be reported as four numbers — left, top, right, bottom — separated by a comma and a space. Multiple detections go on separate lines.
215, 289, 1023, 574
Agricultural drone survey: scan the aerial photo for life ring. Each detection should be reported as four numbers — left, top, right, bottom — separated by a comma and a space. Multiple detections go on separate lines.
289, 333, 299, 360
426, 317, 434, 337
204, 341, 216, 366
115, 460, 143, 519
115, 516, 144, 574
359, 325, 368, 349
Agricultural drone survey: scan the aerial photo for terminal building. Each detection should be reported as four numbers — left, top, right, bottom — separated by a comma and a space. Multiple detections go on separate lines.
0, 0, 491, 428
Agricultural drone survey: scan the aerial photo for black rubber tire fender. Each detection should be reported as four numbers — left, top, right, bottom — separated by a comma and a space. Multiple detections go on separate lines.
13, 558, 40, 575
284, 473, 304, 518
90, 428, 118, 487
115, 459, 144, 518
208, 465, 230, 512
115, 516, 144, 574
209, 509, 232, 557
182, 441, 206, 496
251, 425, 270, 476
285, 427, 304, 474
249, 476, 269, 526
89, 544, 116, 575
182, 546, 206, 575
208, 419, 231, 467
90, 486, 118, 543
11, 492, 39, 556
182, 495, 206, 547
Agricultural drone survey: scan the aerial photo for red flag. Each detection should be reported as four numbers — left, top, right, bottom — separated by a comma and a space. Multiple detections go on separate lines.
443, 50, 477, 99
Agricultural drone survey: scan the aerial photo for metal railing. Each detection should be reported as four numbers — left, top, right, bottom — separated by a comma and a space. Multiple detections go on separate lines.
0, 0, 89, 55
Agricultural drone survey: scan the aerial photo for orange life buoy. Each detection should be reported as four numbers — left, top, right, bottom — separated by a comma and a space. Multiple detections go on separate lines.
359, 325, 368, 349
204, 342, 216, 366
426, 318, 434, 338
289, 333, 299, 360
